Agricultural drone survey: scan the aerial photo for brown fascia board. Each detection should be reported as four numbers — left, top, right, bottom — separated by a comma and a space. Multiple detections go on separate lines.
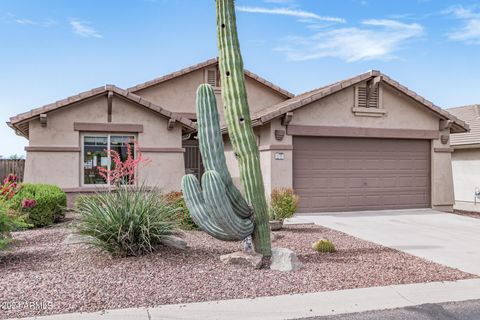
243, 69, 294, 98
250, 71, 373, 126
127, 58, 218, 92
249, 70, 469, 133
8, 85, 196, 137
379, 74, 469, 133
10, 86, 106, 124
6, 121, 27, 139
127, 57, 294, 99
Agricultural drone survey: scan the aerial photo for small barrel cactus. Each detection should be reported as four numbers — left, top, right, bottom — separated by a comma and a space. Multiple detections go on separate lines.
312, 239, 336, 253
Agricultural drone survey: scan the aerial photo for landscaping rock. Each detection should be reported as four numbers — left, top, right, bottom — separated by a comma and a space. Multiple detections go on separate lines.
270, 220, 283, 231
160, 235, 188, 250
220, 251, 263, 269
63, 233, 88, 245
270, 247, 303, 272
270, 232, 284, 242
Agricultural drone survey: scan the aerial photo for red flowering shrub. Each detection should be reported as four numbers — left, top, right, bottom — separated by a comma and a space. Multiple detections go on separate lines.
1, 174, 19, 201
97, 141, 151, 186
21, 198, 37, 209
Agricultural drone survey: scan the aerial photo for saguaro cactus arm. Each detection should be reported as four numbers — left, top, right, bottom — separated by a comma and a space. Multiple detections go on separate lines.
181, 174, 236, 241
196, 84, 251, 219
216, 0, 272, 256
182, 84, 254, 241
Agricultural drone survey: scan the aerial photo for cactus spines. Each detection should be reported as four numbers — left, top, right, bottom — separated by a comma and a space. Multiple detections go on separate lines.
182, 0, 273, 256
216, 0, 272, 256
181, 84, 254, 241
196, 84, 251, 219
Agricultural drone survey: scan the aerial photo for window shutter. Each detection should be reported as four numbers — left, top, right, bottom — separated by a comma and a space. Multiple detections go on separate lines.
357, 86, 367, 108
356, 84, 378, 108
206, 69, 217, 87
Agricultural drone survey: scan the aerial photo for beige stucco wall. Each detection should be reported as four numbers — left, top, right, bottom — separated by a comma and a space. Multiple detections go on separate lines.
430, 129, 454, 211
289, 85, 438, 130
451, 148, 480, 202
24, 95, 185, 191
134, 67, 287, 122
112, 97, 185, 190
224, 118, 293, 197
254, 82, 455, 211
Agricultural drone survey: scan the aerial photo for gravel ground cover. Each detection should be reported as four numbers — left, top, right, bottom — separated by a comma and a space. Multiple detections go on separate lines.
0, 224, 475, 319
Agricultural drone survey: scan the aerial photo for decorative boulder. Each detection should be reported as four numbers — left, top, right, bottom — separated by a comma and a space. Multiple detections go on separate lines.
270, 232, 284, 242
63, 233, 89, 245
160, 235, 188, 250
220, 251, 263, 269
270, 247, 303, 272
269, 220, 283, 231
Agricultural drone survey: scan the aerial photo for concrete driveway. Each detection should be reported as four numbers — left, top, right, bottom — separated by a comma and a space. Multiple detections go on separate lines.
288, 208, 480, 275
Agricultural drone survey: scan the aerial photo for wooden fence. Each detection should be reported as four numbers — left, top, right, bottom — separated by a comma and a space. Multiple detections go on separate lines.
0, 159, 25, 182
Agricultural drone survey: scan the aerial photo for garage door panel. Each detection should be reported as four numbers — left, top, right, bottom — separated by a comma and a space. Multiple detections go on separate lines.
293, 137, 431, 213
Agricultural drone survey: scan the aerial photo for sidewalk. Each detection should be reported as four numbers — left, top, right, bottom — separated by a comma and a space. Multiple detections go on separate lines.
18, 279, 480, 320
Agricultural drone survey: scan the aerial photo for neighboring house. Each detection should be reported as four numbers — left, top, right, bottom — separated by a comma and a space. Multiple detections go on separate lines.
446, 105, 480, 203
8, 58, 468, 213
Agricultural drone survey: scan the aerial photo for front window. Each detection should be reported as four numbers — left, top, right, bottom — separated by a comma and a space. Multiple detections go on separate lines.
82, 134, 135, 185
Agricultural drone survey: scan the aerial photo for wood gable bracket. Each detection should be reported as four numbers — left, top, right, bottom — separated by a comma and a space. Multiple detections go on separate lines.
167, 118, 176, 130
439, 119, 453, 131
107, 91, 114, 123
39, 113, 47, 127
281, 112, 293, 126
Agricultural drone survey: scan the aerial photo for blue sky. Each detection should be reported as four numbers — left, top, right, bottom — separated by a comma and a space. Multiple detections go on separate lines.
1, 0, 480, 156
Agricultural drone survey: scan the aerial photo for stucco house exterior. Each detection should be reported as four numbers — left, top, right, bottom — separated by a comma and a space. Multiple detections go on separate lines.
8, 58, 468, 213
447, 105, 480, 204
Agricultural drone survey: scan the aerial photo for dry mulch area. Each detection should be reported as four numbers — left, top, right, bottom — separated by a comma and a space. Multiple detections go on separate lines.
0, 224, 475, 319
454, 210, 480, 219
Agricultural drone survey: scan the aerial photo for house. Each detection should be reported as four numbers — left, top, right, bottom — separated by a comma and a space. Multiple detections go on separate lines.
8, 58, 468, 213
446, 105, 480, 204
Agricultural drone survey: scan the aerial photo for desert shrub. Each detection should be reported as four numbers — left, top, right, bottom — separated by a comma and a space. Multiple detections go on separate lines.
0, 201, 30, 250
163, 191, 198, 230
75, 185, 178, 256
74, 194, 102, 209
312, 239, 336, 253
8, 183, 66, 228
269, 188, 299, 221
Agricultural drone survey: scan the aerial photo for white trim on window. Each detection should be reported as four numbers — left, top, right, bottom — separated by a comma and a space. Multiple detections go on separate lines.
80, 133, 137, 187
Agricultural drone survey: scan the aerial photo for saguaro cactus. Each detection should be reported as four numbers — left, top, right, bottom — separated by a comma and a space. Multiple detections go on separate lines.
216, 0, 272, 256
182, 0, 272, 257
182, 85, 254, 241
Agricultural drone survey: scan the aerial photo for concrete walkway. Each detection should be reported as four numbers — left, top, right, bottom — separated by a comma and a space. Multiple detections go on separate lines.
18, 279, 480, 320
289, 208, 480, 275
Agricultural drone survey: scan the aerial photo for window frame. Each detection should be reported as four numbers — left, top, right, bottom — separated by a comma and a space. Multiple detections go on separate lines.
80, 132, 137, 187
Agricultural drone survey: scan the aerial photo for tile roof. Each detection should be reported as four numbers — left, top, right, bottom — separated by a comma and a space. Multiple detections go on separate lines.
8, 85, 196, 139
127, 58, 294, 99
447, 105, 480, 146
249, 70, 469, 134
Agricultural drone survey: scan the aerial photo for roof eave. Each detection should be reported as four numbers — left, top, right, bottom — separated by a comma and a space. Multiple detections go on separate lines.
7, 121, 28, 139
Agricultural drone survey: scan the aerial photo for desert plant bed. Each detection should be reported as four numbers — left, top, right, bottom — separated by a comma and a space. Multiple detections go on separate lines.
0, 224, 475, 319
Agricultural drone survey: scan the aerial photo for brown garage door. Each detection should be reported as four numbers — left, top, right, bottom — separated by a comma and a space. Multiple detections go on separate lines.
293, 137, 430, 213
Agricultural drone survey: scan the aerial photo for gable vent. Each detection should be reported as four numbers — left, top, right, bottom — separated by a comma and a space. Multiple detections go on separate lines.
356, 84, 379, 108
206, 69, 218, 87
